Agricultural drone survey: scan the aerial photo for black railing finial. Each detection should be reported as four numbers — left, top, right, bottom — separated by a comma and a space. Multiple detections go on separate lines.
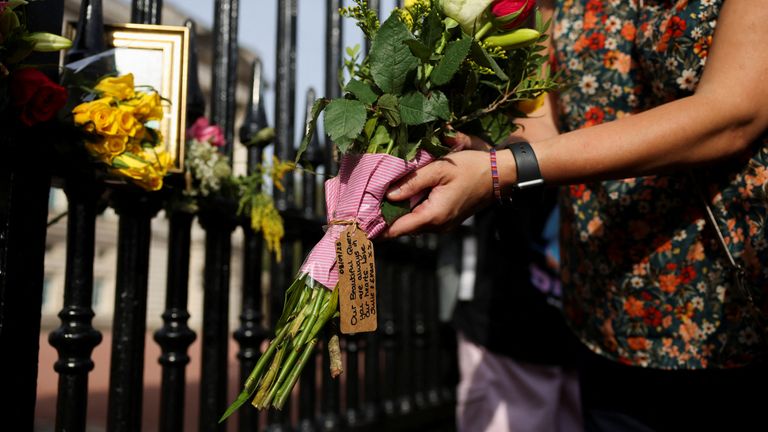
131, 0, 163, 25
240, 58, 270, 173
67, 0, 106, 64
185, 19, 206, 127
302, 88, 323, 170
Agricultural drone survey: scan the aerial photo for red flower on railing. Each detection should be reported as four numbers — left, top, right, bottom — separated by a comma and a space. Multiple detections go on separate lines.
10, 68, 67, 126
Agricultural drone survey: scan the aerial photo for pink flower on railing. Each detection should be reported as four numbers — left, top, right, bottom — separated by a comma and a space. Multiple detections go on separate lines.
187, 116, 225, 147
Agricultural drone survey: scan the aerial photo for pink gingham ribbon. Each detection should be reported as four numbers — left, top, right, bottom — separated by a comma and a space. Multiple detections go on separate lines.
299, 151, 434, 289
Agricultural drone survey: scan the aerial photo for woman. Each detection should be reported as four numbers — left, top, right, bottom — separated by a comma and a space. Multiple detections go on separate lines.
384, 1, 768, 430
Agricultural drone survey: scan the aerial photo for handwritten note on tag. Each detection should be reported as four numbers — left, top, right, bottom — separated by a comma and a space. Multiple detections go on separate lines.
336, 224, 377, 334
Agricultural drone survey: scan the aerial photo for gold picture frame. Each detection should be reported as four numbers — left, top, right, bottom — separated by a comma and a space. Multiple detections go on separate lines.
64, 23, 190, 172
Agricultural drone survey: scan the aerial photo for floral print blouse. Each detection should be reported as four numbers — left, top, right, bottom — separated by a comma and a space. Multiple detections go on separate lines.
553, 0, 768, 369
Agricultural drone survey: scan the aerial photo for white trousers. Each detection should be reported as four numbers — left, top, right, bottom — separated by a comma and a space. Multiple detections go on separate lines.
456, 333, 583, 432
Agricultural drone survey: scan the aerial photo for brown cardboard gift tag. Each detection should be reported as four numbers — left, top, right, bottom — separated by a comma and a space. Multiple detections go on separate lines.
335, 224, 377, 334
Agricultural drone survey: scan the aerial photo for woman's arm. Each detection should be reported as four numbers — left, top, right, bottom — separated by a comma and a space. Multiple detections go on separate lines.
383, 0, 768, 237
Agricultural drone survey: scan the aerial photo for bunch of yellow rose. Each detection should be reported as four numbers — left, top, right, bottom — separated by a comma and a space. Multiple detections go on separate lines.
72, 73, 173, 191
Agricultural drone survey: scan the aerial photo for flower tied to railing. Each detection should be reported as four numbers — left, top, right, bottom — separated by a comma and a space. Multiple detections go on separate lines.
176, 116, 293, 261
0, 1, 71, 128
221, 0, 559, 420
71, 73, 173, 191
237, 155, 295, 262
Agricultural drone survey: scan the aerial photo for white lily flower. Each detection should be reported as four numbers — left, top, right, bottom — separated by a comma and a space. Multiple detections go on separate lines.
436, 0, 495, 35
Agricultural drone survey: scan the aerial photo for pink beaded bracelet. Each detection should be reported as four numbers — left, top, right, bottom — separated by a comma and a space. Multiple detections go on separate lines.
489, 147, 502, 202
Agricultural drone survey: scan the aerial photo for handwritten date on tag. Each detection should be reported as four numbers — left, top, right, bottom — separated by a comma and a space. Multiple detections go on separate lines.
336, 224, 377, 334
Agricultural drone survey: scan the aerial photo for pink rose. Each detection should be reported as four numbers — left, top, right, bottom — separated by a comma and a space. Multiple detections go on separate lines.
10, 68, 68, 126
490, 0, 536, 30
187, 116, 225, 147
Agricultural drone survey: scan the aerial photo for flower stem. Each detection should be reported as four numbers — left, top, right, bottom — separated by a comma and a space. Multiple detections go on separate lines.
273, 338, 318, 410
474, 20, 494, 40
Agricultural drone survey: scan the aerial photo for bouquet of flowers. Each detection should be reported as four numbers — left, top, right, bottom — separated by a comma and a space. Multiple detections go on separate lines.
179, 116, 294, 260
71, 73, 173, 191
221, 0, 557, 419
1, 1, 71, 127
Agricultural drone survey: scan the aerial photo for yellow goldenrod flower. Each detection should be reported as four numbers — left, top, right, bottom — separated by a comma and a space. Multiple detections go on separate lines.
95, 73, 135, 101
250, 194, 284, 262
270, 156, 295, 192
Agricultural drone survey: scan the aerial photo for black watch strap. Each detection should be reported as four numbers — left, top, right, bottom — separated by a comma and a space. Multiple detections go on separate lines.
505, 141, 543, 190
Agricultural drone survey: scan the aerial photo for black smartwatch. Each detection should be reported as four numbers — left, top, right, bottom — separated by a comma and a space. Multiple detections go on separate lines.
504, 141, 543, 200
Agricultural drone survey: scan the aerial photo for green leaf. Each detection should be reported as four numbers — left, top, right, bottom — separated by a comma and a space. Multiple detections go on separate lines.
480, 112, 515, 145
369, 13, 419, 94
431, 34, 472, 86
364, 117, 377, 140
535, 9, 544, 33
346, 44, 361, 58
323, 99, 367, 145
377, 94, 401, 127
371, 125, 391, 148
399, 91, 450, 125
345, 79, 378, 105
423, 135, 452, 157
335, 136, 356, 154
420, 7, 444, 48
398, 138, 421, 161
367, 124, 391, 153
219, 390, 253, 423
470, 40, 509, 81
381, 199, 411, 226
296, 98, 329, 162
404, 39, 432, 61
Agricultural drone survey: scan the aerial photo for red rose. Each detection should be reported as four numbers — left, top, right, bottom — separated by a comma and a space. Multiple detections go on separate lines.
10, 67, 67, 126
490, 0, 536, 30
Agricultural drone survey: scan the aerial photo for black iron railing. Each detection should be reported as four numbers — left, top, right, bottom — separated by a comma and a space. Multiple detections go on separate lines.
0, 1, 458, 431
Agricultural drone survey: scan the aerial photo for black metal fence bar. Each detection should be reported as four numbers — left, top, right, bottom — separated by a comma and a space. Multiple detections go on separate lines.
0, 3, 64, 429
107, 195, 159, 432
49, 181, 104, 432
324, 0, 343, 174
105, 3, 165, 430
267, 1, 299, 430
153, 18, 203, 432
154, 210, 197, 432
198, 210, 237, 432
198, 0, 240, 430
297, 88, 324, 432
235, 58, 271, 432
211, 0, 240, 158
131, 0, 163, 24
47, 2, 107, 431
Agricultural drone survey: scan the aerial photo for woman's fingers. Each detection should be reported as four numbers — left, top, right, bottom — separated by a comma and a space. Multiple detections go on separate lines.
381, 199, 438, 238
387, 162, 443, 201
443, 129, 491, 151
382, 151, 492, 239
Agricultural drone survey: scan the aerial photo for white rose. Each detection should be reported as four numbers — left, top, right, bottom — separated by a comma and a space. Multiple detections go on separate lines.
437, 0, 495, 34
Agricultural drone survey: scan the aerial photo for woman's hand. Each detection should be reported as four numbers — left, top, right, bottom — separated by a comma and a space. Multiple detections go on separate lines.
382, 149, 513, 237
